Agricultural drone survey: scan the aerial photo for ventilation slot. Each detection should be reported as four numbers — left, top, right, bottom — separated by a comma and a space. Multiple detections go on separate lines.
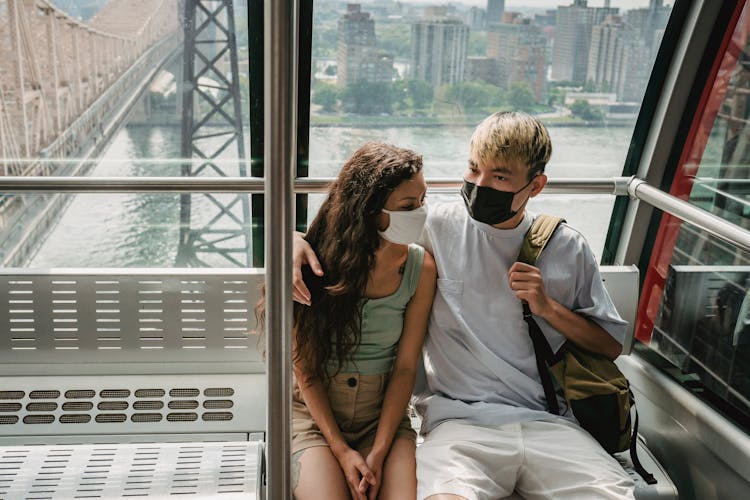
96, 414, 127, 423
0, 403, 22, 412
168, 400, 198, 410
167, 413, 198, 422
62, 401, 93, 411
132, 413, 163, 423
135, 388, 165, 398
60, 414, 91, 424
204, 387, 234, 397
0, 391, 24, 399
29, 390, 61, 399
133, 401, 163, 410
27, 402, 58, 412
65, 389, 95, 399
169, 388, 199, 397
202, 412, 233, 421
203, 400, 233, 409
0, 415, 19, 424
98, 401, 128, 411
23, 415, 55, 424
101, 389, 131, 398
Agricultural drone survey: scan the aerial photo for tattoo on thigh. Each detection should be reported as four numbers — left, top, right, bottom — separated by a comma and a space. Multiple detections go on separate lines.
292, 451, 303, 490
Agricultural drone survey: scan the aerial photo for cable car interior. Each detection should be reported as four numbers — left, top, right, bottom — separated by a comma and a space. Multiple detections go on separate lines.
0, 0, 749, 499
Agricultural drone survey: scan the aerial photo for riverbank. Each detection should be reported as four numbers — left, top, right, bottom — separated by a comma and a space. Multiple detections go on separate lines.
309, 114, 636, 128
125, 113, 637, 128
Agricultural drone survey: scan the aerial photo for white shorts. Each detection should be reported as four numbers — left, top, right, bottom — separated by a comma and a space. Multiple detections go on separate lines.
416, 418, 635, 500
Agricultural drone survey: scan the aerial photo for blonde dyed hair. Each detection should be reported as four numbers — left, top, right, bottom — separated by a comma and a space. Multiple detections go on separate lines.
470, 111, 552, 180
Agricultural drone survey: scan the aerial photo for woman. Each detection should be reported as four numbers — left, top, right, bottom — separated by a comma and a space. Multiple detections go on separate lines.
262, 142, 436, 500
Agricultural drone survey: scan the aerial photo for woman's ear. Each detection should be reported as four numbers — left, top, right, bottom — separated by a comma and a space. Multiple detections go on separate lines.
376, 211, 389, 232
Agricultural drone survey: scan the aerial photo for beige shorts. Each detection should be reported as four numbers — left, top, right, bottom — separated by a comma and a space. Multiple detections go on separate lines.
292, 372, 416, 455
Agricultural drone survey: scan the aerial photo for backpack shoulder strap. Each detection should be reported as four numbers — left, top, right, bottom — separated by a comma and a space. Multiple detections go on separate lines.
518, 214, 566, 416
518, 215, 565, 265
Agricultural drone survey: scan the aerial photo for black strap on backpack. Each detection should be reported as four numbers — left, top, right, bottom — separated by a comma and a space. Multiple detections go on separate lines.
518, 215, 564, 417
629, 394, 656, 484
524, 301, 560, 415
518, 215, 656, 485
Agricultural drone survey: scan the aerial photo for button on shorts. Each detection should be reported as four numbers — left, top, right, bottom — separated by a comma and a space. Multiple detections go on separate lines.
292, 372, 416, 454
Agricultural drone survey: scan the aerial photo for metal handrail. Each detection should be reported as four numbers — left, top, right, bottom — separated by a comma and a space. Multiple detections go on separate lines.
0, 176, 623, 193
628, 178, 750, 253
1, 176, 750, 253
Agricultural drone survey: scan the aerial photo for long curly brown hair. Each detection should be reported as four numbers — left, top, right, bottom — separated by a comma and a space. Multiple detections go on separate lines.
257, 142, 423, 381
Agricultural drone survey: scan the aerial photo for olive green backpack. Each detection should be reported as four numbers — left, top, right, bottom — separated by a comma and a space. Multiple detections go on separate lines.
518, 215, 656, 484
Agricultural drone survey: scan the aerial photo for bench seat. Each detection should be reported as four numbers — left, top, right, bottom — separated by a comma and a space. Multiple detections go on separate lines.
0, 269, 267, 499
0, 440, 262, 499
615, 440, 678, 499
0, 267, 676, 499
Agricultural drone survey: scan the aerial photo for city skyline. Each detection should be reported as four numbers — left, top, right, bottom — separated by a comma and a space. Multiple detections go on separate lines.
395, 0, 658, 9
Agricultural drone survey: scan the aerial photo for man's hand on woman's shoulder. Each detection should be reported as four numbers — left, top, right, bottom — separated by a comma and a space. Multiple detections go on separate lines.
293, 231, 323, 306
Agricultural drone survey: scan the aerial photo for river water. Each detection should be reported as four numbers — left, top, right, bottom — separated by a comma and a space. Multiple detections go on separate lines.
29, 123, 633, 267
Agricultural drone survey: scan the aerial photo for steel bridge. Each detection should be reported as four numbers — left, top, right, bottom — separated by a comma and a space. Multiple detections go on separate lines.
0, 0, 179, 167
0, 0, 249, 267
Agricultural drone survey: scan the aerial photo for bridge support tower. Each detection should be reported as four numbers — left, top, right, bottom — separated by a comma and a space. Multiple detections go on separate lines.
178, 0, 250, 267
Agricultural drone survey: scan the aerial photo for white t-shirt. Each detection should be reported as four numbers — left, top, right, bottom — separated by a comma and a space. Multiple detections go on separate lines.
414, 201, 628, 433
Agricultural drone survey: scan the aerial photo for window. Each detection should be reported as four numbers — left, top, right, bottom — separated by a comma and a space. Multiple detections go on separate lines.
0, 0, 253, 268
638, 1, 750, 422
308, 1, 673, 257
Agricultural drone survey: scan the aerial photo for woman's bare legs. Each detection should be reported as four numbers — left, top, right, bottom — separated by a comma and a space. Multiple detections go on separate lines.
294, 446, 350, 500
377, 437, 417, 500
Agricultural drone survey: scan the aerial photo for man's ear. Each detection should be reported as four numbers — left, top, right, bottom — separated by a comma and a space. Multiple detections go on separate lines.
529, 174, 547, 197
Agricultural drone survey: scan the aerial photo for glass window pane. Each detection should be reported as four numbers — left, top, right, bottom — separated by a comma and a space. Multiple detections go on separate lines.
651, 228, 750, 417
638, 2, 750, 424
0, 1, 253, 268
680, 3, 750, 223
309, 1, 673, 255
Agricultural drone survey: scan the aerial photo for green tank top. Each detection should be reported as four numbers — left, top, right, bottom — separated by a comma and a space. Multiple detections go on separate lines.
328, 244, 425, 375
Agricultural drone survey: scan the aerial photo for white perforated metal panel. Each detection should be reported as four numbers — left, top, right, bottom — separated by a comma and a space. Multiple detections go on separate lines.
0, 269, 265, 369
0, 440, 261, 499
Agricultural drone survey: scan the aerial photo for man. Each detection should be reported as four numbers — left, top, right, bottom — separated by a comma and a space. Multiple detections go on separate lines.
294, 111, 634, 499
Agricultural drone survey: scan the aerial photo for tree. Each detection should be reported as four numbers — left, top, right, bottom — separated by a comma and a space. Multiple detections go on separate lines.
342, 81, 393, 114
570, 99, 604, 121
407, 80, 433, 109
391, 80, 408, 110
547, 86, 566, 107
441, 81, 503, 112
312, 83, 339, 113
391, 79, 433, 111
507, 82, 536, 111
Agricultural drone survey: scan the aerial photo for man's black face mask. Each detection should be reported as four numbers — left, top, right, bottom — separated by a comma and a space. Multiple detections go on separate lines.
460, 177, 536, 226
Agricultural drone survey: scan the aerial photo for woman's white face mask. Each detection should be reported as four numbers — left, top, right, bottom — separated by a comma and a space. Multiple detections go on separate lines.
378, 204, 428, 245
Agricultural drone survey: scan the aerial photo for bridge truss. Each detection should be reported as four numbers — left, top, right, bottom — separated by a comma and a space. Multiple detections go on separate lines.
177, 0, 251, 267
0, 0, 178, 167
0, 0, 181, 264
